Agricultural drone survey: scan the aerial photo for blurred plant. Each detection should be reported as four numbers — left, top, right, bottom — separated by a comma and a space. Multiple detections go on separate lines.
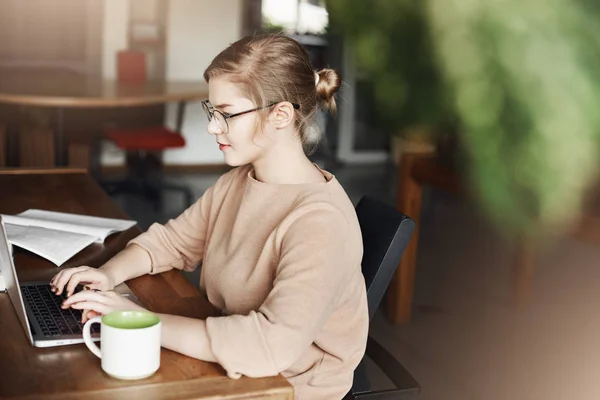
327, 0, 600, 234
262, 18, 286, 34
326, 0, 454, 136
426, 0, 600, 234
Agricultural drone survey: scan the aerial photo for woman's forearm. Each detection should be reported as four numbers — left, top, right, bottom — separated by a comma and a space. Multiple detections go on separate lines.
101, 245, 216, 362
158, 313, 217, 363
101, 246, 216, 361
99, 244, 152, 287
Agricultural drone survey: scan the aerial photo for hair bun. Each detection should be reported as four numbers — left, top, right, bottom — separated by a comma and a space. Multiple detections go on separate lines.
315, 68, 341, 114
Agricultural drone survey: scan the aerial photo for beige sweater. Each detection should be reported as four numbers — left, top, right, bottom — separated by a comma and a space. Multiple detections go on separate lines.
129, 165, 369, 400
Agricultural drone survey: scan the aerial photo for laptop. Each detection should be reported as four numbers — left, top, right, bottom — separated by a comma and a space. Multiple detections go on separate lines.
0, 215, 140, 347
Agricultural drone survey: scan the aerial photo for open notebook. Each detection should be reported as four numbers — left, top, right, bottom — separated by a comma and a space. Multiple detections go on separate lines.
1, 210, 137, 266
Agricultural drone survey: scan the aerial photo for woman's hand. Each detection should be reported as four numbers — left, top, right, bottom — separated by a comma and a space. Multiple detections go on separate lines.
50, 266, 115, 297
62, 290, 146, 323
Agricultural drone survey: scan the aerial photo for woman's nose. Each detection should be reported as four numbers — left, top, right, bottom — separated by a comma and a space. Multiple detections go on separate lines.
207, 118, 223, 136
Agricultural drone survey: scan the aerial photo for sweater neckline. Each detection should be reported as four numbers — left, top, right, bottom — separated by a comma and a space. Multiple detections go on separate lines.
246, 164, 334, 187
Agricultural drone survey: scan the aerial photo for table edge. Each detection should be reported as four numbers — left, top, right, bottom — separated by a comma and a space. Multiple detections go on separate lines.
12, 375, 294, 400
0, 93, 207, 108
0, 168, 88, 175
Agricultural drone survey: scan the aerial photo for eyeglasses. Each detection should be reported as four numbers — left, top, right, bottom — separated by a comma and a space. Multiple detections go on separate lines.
201, 100, 300, 134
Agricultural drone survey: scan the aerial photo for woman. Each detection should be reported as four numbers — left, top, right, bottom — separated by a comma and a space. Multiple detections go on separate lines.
52, 34, 368, 400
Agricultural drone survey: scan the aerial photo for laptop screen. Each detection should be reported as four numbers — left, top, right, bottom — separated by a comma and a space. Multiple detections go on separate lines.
0, 216, 34, 345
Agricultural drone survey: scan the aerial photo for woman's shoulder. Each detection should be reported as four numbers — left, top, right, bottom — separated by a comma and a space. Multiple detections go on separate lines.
299, 176, 357, 219
284, 185, 359, 234
276, 187, 363, 263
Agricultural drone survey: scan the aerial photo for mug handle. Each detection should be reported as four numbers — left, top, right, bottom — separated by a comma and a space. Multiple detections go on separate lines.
83, 316, 102, 359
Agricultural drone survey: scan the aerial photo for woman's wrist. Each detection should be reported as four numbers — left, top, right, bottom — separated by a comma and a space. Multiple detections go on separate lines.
98, 263, 120, 289
99, 245, 152, 288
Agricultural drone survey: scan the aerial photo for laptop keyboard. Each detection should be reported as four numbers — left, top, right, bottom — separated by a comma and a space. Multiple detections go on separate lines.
21, 285, 100, 337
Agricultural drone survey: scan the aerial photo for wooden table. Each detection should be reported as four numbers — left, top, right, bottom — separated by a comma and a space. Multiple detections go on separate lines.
0, 169, 293, 400
0, 68, 208, 166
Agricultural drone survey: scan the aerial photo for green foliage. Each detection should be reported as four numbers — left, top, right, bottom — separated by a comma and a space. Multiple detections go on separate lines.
328, 0, 600, 234
326, 0, 452, 134
262, 18, 286, 34
427, 0, 600, 234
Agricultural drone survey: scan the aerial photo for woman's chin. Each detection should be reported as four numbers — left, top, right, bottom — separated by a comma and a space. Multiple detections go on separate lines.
222, 150, 261, 168
223, 154, 245, 167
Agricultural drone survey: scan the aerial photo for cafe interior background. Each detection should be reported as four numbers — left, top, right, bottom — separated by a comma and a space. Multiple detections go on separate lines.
2, 0, 600, 398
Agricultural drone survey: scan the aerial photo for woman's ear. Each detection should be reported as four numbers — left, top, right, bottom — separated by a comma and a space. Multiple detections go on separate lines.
269, 102, 295, 129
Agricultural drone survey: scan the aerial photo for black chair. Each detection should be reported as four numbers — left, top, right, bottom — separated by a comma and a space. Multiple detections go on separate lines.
346, 196, 420, 399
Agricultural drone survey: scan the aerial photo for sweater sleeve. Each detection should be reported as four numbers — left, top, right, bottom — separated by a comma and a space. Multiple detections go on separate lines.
204, 204, 354, 378
127, 184, 214, 274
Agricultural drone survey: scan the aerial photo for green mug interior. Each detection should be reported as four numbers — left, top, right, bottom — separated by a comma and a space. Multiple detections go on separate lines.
102, 310, 160, 329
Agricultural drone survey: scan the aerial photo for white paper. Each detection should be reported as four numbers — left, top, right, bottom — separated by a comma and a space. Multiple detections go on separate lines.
2, 210, 136, 243
5, 224, 97, 266
0, 245, 6, 291
0, 210, 136, 267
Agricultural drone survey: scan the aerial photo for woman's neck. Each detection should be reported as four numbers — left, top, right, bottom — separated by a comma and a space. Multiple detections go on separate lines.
252, 142, 325, 185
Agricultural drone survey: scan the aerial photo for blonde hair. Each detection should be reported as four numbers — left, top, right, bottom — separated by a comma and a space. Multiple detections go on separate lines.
203, 34, 341, 154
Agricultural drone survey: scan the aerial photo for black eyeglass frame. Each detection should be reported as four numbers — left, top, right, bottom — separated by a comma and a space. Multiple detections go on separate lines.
201, 100, 300, 133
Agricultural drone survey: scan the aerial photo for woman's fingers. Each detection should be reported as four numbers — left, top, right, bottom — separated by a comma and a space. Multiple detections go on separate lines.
68, 301, 111, 316
63, 290, 143, 317
52, 267, 113, 298
65, 271, 99, 297
50, 270, 67, 291
52, 266, 90, 295
62, 290, 107, 307
82, 310, 101, 324
62, 291, 112, 317
51, 267, 75, 288
83, 282, 103, 291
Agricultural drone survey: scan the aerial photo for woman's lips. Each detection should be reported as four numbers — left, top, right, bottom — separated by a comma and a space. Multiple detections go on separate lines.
219, 143, 231, 151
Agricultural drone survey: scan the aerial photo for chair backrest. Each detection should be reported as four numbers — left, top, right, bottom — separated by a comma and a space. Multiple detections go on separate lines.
117, 50, 147, 84
355, 196, 415, 320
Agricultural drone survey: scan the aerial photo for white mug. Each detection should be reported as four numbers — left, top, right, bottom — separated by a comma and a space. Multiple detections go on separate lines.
83, 310, 161, 380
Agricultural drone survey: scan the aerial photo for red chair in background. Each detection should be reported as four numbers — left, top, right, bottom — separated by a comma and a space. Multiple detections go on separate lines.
102, 50, 194, 211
